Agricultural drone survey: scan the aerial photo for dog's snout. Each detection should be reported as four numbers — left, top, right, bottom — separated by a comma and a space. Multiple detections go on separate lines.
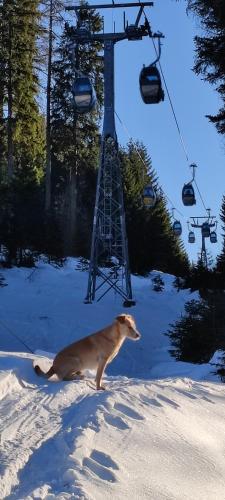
135, 331, 141, 339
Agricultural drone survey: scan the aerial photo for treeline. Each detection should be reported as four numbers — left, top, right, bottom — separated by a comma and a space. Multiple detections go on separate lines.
0, 0, 190, 276
187, 0, 225, 136
166, 192, 225, 376
167, 0, 225, 376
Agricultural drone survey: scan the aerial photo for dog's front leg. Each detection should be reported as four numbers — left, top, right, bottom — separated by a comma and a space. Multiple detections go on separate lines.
96, 358, 108, 390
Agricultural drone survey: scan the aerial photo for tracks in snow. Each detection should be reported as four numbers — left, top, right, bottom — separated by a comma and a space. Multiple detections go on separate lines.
1, 369, 222, 500
0, 371, 91, 499
0, 384, 59, 498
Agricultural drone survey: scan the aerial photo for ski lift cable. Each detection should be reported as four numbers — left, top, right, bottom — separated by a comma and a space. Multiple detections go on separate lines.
143, 9, 209, 215
152, 40, 190, 164
114, 110, 184, 218
157, 54, 209, 214
152, 36, 209, 215
0, 318, 34, 354
142, 8, 189, 162
153, 38, 209, 215
193, 179, 208, 212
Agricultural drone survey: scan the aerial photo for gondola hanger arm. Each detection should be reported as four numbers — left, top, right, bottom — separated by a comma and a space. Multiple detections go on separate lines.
70, 44, 83, 77
151, 36, 162, 66
143, 15, 163, 65
189, 163, 197, 183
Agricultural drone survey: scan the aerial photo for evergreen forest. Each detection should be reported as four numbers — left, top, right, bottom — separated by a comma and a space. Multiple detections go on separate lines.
0, 0, 190, 276
1, 1, 225, 372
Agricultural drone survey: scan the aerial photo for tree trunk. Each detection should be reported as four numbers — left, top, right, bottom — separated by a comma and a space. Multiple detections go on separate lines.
45, 0, 53, 211
0, 2, 5, 179
63, 150, 78, 256
7, 19, 13, 179
63, 44, 79, 255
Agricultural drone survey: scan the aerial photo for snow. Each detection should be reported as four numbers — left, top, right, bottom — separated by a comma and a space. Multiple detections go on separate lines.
0, 259, 225, 499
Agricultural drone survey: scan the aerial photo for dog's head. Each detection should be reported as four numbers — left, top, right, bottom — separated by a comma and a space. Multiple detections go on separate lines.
116, 314, 141, 341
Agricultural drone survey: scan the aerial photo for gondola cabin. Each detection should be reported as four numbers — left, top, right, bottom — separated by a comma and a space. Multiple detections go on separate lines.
173, 220, 182, 236
139, 65, 164, 104
143, 185, 156, 208
182, 183, 196, 206
188, 231, 195, 243
72, 76, 96, 114
202, 222, 210, 238
210, 231, 217, 243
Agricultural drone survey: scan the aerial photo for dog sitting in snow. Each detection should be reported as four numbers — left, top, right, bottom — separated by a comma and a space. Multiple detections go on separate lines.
34, 314, 141, 390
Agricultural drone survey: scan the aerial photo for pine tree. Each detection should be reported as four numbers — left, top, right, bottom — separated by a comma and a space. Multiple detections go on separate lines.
166, 293, 225, 363
120, 140, 190, 276
13, 0, 45, 185
38, 0, 65, 211
51, 13, 103, 255
187, 0, 225, 135
173, 276, 185, 292
0, 1, 7, 180
0, 0, 45, 183
0, 0, 45, 262
152, 274, 165, 292
0, 272, 7, 286
216, 195, 225, 275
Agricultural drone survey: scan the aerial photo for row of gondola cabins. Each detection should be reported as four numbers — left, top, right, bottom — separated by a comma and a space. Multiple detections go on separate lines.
71, 56, 217, 245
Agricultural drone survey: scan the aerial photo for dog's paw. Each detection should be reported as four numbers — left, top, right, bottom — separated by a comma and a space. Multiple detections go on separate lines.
97, 385, 106, 391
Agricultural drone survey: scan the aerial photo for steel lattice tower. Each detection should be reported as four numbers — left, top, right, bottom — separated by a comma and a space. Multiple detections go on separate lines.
66, 2, 162, 304
200, 234, 208, 268
190, 212, 216, 269
85, 39, 133, 305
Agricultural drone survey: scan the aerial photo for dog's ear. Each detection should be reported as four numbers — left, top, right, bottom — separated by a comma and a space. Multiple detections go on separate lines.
116, 314, 126, 324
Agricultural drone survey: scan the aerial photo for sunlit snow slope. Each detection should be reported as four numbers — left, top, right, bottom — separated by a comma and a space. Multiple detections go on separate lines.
0, 260, 224, 500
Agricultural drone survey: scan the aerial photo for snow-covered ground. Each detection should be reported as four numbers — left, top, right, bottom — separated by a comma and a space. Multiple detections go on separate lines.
0, 259, 225, 500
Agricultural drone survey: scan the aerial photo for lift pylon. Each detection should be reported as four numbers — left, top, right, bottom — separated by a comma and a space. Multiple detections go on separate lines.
67, 2, 163, 305
189, 213, 216, 268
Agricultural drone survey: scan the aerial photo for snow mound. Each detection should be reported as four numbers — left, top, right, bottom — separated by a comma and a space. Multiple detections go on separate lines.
0, 259, 224, 499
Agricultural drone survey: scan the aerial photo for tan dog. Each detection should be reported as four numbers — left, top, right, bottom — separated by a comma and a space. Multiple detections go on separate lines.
34, 314, 141, 390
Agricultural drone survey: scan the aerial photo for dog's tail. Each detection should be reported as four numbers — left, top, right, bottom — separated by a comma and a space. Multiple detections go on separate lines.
34, 364, 55, 379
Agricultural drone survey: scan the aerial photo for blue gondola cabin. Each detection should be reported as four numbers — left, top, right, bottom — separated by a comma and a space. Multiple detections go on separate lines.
72, 76, 96, 114
173, 220, 182, 236
210, 231, 217, 243
143, 185, 156, 208
188, 231, 195, 243
182, 183, 196, 206
140, 65, 164, 104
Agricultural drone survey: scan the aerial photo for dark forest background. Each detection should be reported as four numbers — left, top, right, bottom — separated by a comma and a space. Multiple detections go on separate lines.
0, 0, 189, 274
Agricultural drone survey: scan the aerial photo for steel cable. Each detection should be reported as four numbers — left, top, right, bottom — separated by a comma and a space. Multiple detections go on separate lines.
115, 110, 184, 217
143, 8, 209, 215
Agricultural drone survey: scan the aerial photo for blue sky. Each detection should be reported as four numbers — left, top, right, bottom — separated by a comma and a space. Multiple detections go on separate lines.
67, 0, 225, 265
